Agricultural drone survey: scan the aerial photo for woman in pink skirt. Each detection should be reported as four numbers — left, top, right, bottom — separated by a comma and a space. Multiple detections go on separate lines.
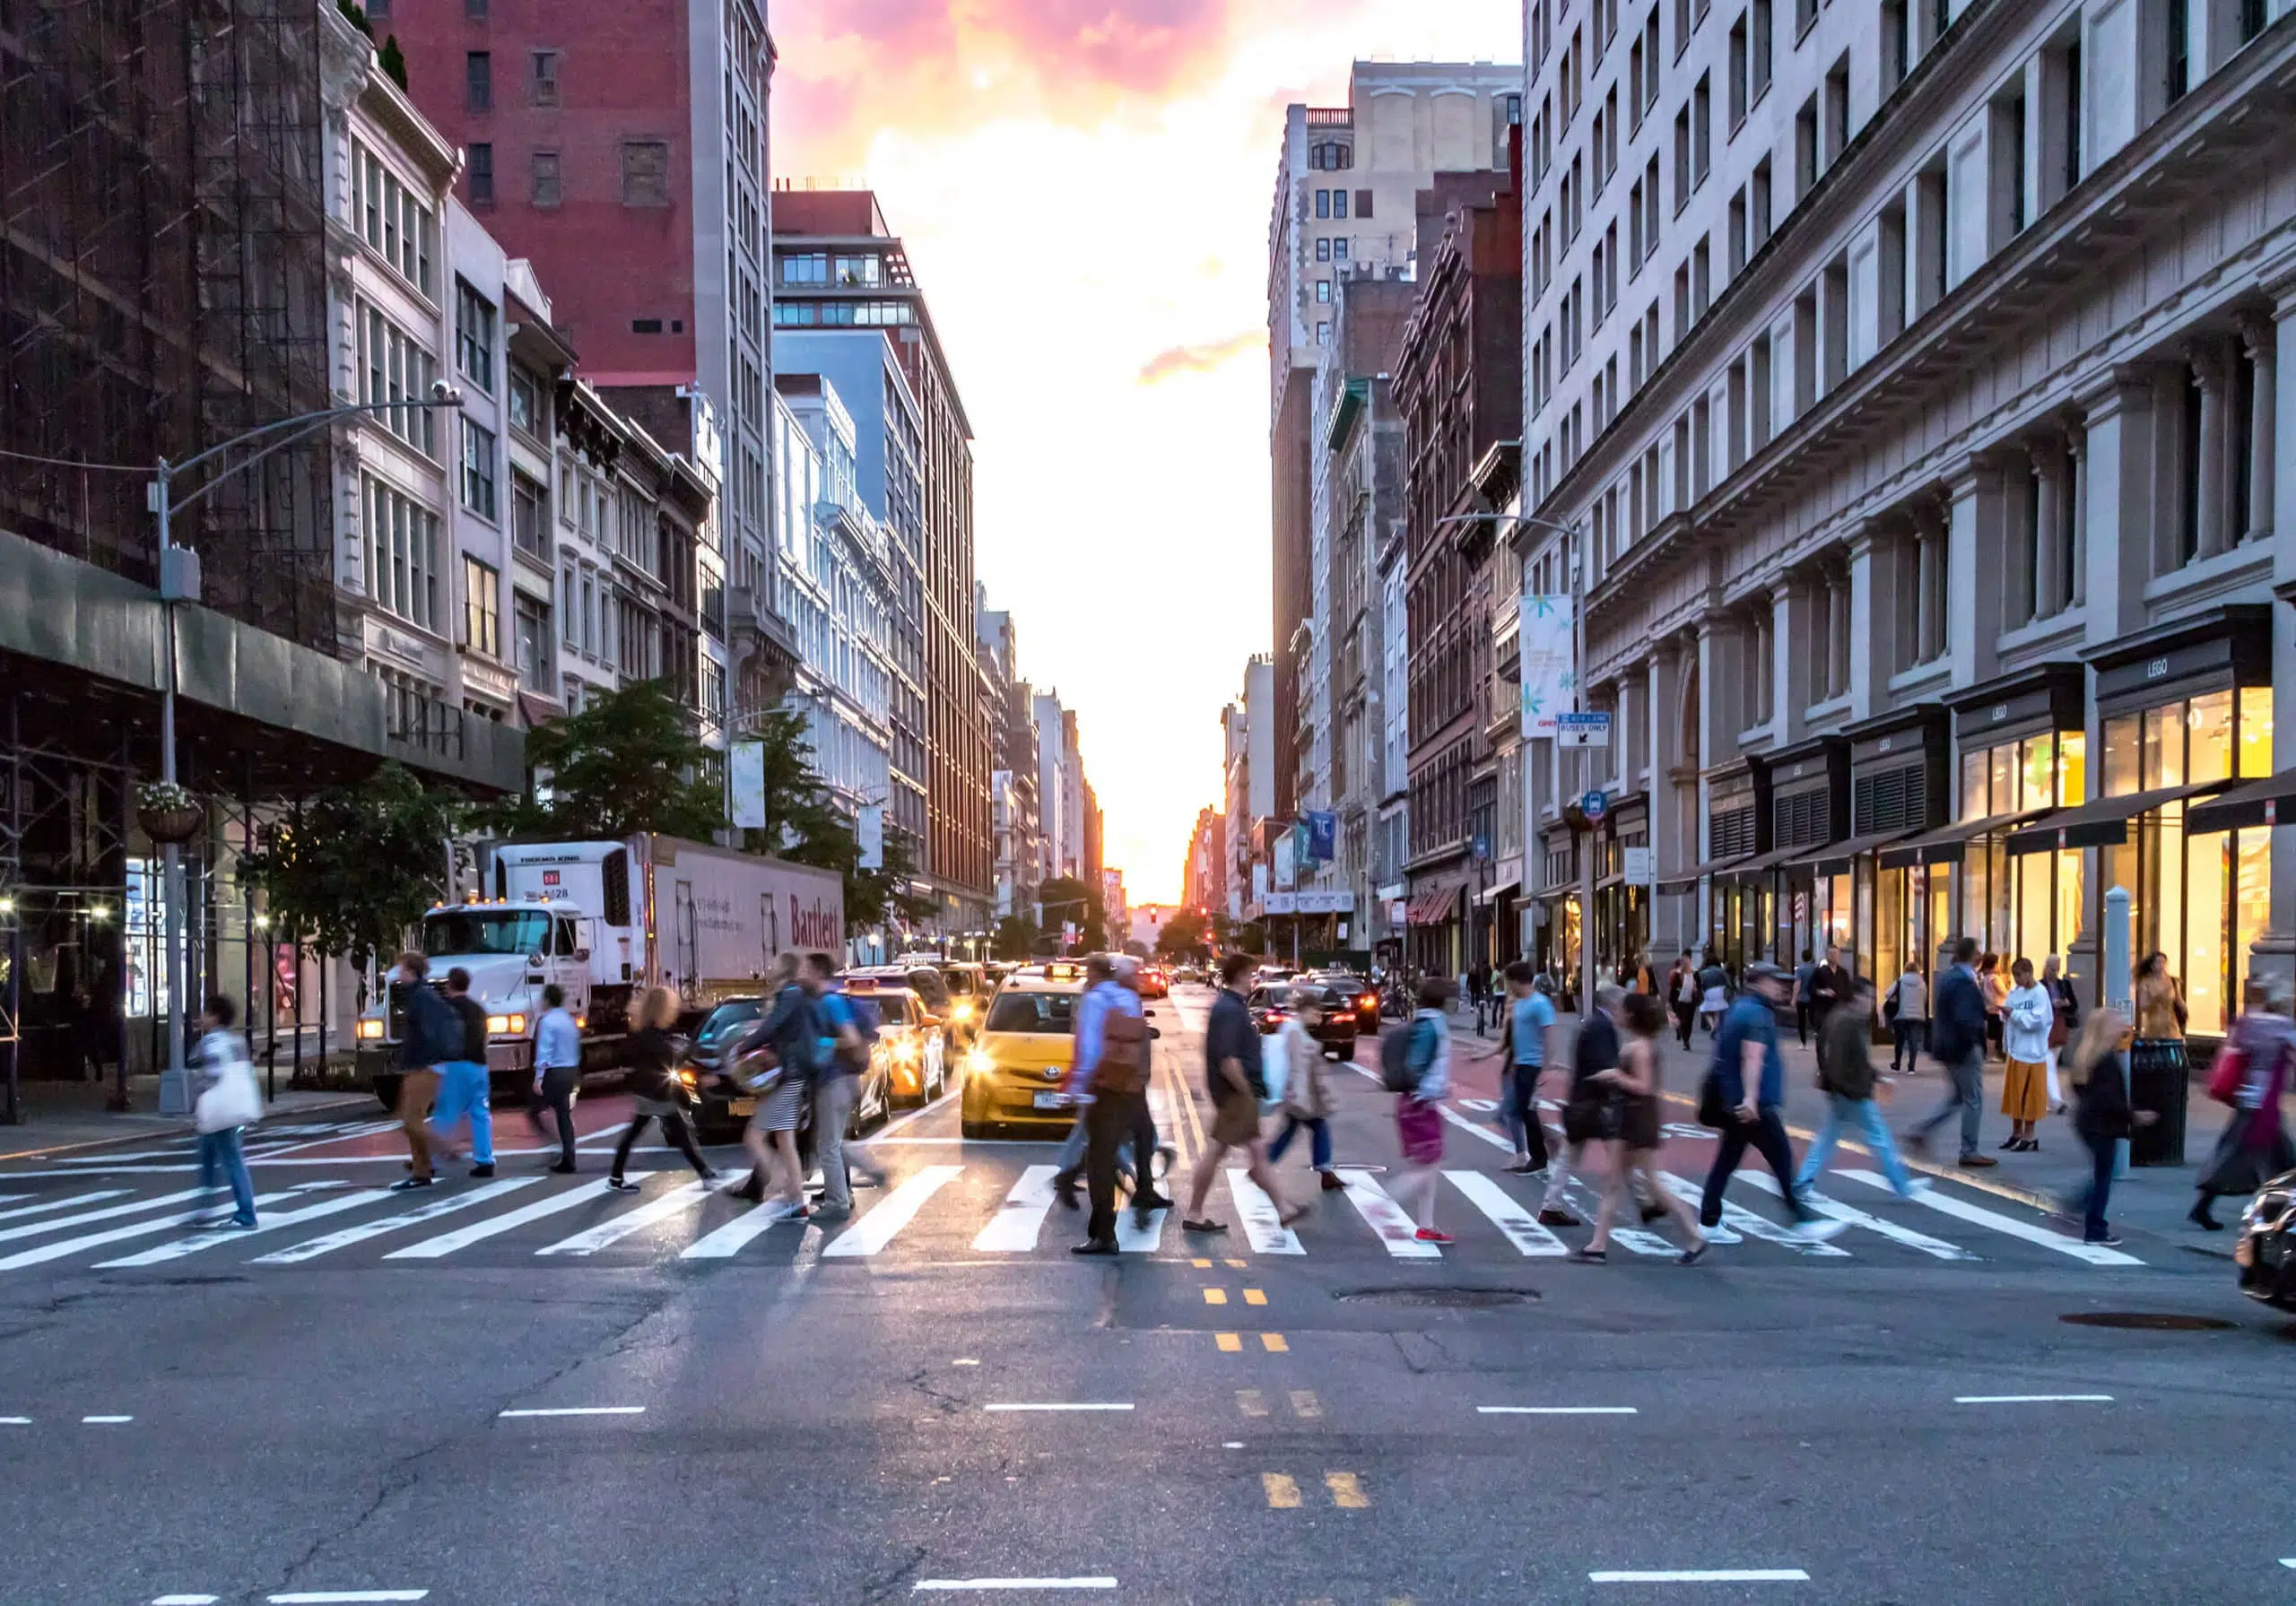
1394, 975, 1455, 1243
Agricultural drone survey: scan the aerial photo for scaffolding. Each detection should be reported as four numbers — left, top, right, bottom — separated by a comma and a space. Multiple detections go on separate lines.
0, 0, 336, 653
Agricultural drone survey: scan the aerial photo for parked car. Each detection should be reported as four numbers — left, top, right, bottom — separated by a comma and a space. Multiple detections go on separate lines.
2236, 1169, 2296, 1309
1247, 984, 1357, 1061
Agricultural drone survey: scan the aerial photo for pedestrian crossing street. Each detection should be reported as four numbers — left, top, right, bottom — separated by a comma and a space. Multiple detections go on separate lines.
0, 1148, 2149, 1275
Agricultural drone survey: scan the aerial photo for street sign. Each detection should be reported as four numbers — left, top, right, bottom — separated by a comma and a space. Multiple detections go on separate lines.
1580, 790, 1609, 823
1556, 711, 1612, 748
1622, 845, 1653, 885
1472, 833, 1491, 863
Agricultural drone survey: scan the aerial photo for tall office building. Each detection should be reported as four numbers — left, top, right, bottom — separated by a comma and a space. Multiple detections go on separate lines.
375, 0, 779, 725
774, 190, 991, 934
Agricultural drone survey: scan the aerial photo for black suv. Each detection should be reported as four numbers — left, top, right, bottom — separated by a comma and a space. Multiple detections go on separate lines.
1309, 972, 1381, 1037
1248, 985, 1359, 1062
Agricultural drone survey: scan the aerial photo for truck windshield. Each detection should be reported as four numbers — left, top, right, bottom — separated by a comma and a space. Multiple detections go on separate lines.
422, 911, 550, 958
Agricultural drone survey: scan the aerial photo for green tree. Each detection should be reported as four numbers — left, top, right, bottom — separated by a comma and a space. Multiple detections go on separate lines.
239, 761, 464, 998
1038, 875, 1106, 953
991, 914, 1039, 961
1156, 907, 1211, 960
378, 34, 408, 90
496, 680, 724, 841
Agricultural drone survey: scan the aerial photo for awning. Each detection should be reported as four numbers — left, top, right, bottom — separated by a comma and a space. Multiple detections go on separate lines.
1406, 884, 1462, 925
2005, 779, 2237, 855
1475, 880, 1520, 905
1784, 829, 1918, 876
1715, 844, 1809, 881
2187, 768, 2296, 836
1654, 876, 1700, 896
1877, 809, 2055, 870
1687, 853, 1754, 881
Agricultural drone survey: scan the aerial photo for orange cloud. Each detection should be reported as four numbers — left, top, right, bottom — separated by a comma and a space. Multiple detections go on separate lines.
773, 0, 1329, 169
1137, 330, 1265, 383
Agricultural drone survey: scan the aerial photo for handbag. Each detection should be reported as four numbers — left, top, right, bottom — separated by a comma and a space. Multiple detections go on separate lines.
1696, 1068, 1734, 1129
1259, 1029, 1292, 1115
193, 1033, 262, 1133
2205, 1041, 2249, 1107
1882, 980, 1900, 1026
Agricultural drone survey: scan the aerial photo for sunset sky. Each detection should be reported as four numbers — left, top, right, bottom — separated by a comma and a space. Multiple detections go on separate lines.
772, 0, 1522, 905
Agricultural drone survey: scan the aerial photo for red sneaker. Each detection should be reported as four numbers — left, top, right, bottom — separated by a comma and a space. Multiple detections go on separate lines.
1413, 1227, 1454, 1244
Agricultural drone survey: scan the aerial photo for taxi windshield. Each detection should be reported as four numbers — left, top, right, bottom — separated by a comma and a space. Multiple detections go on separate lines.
985, 992, 1078, 1034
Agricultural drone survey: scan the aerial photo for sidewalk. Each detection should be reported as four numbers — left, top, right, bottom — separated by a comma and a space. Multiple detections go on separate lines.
1433, 1006, 2271, 1256
0, 1076, 378, 1161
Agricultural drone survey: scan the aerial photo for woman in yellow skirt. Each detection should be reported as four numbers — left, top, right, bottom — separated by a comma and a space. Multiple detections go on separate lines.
2000, 958, 2055, 1151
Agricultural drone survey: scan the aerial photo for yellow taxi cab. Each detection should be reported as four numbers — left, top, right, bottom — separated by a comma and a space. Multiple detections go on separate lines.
841, 977, 947, 1108
959, 973, 1085, 1140
935, 961, 991, 1046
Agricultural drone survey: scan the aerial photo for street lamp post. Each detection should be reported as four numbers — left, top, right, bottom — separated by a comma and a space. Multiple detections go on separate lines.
147, 390, 463, 1115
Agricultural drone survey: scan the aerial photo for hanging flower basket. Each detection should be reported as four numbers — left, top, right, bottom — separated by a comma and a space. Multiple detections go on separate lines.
136, 781, 203, 845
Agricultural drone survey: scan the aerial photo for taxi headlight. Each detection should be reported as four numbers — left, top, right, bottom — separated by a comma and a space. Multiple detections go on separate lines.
893, 1037, 921, 1063
356, 1019, 384, 1041
963, 1047, 995, 1076
950, 1000, 976, 1021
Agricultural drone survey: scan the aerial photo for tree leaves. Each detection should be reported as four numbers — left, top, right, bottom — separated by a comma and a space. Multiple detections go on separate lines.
494, 681, 726, 843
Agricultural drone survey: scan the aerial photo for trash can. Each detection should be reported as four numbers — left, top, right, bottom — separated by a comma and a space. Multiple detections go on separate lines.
2127, 1037, 2189, 1167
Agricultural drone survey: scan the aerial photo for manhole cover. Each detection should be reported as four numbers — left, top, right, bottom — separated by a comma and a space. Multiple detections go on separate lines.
2059, 1312, 2236, 1332
1334, 1287, 1538, 1308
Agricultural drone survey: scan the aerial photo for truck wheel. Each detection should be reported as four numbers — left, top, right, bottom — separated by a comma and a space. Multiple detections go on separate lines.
372, 1074, 402, 1114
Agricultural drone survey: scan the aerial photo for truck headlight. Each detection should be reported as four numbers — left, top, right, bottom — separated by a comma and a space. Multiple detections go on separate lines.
356, 1020, 384, 1041
486, 1012, 528, 1036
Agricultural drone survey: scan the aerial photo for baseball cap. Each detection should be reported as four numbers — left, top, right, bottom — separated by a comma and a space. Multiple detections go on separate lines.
1745, 960, 1789, 984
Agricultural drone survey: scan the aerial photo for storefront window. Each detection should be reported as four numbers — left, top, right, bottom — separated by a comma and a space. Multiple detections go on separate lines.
2188, 690, 2233, 786
1877, 867, 1905, 985
2239, 688, 2274, 778
2058, 732, 2087, 807
1961, 751, 1987, 821
2235, 831, 2271, 1000
2186, 820, 2226, 1036
2102, 715, 2140, 797
1926, 863, 1951, 969
2018, 734, 2057, 810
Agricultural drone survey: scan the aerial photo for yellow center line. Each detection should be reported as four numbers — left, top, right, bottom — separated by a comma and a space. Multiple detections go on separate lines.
1325, 1471, 1369, 1509
1191, 1257, 1213, 1269
1243, 1288, 1267, 1307
1203, 1288, 1229, 1306
1260, 1332, 1289, 1353
1262, 1471, 1302, 1509
1215, 1332, 1243, 1352
1224, 1257, 1248, 1269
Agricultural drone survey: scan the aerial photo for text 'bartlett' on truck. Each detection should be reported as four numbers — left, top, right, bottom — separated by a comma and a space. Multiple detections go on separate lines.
357, 834, 845, 1109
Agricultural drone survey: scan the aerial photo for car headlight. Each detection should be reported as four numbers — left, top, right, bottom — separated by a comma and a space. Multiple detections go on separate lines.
677, 1069, 698, 1087
356, 1019, 384, 1041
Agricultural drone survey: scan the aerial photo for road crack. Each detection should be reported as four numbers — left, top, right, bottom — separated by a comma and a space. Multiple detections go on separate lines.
857, 1542, 928, 1603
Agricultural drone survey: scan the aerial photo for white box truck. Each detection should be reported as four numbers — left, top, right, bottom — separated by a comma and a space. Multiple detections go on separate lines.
358, 834, 844, 1108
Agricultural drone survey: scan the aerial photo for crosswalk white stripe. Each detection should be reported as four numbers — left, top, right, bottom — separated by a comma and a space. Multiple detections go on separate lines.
1443, 1171, 1568, 1255
822, 1165, 963, 1257
96, 1189, 396, 1267
0, 1190, 304, 1271
1439, 1105, 1515, 1150
972, 1165, 1062, 1252
250, 1178, 544, 1264
535, 1179, 719, 1256
1335, 1168, 1440, 1257
384, 1178, 631, 1260
0, 1185, 210, 1246
1835, 1169, 2144, 1264
1547, 1176, 1677, 1257
1223, 1171, 1304, 1254
1659, 1172, 1851, 1257
1734, 1173, 1979, 1261
680, 1197, 790, 1260
0, 1190, 129, 1227
1114, 1206, 1166, 1253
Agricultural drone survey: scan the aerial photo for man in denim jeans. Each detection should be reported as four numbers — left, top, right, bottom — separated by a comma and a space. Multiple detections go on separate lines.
1909, 937, 1996, 1168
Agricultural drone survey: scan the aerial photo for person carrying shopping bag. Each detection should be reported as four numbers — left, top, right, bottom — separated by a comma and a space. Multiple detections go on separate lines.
190, 994, 262, 1230
1266, 985, 1343, 1191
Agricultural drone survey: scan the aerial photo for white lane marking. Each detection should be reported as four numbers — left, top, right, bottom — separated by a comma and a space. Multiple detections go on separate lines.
267, 1593, 430, 1603
535, 1177, 720, 1256
1548, 1176, 1677, 1257
1589, 1570, 1808, 1584
384, 1179, 627, 1260
0, 1185, 210, 1246
82, 1414, 133, 1423
873, 1087, 958, 1142
95, 1190, 395, 1268
152, 1595, 221, 1604
981, 1402, 1134, 1412
1223, 1170, 1303, 1254
1952, 1394, 2113, 1404
1114, 1204, 1166, 1253
972, 1164, 1062, 1252
0, 1190, 302, 1271
1835, 1169, 2145, 1265
1658, 1172, 1850, 1257
912, 1582, 1116, 1593
1439, 1104, 1515, 1150
250, 1179, 543, 1264
1480, 1405, 1638, 1415
1335, 1168, 1440, 1257
1733, 1173, 1978, 1261
1444, 1170, 1568, 1255
823, 1165, 964, 1257
0, 1416, 30, 1424
679, 1194, 794, 1260
0, 1190, 129, 1226
498, 1406, 647, 1418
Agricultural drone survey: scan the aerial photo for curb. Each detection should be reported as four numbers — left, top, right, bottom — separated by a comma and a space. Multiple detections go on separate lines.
0, 1091, 380, 1163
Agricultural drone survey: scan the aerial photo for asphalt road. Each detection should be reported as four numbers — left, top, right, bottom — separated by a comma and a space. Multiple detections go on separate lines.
0, 985, 2290, 1605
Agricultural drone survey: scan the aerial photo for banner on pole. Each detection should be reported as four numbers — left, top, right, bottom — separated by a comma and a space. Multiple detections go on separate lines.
729, 742, 767, 829
1519, 593, 1576, 736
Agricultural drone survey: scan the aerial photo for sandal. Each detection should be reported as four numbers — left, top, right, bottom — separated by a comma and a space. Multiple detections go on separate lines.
1570, 1246, 1607, 1264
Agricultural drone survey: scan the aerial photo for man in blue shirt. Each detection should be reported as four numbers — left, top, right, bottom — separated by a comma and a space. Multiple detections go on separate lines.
1700, 961, 1845, 1242
806, 953, 885, 1216
1502, 964, 1554, 1176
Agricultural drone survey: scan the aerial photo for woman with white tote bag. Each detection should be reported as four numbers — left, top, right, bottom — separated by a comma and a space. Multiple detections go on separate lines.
190, 994, 263, 1229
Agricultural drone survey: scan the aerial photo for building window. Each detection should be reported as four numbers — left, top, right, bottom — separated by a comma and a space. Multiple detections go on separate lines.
465, 51, 491, 112
353, 144, 436, 296
514, 593, 552, 692
464, 0, 486, 17
512, 470, 548, 558
1332, 237, 1348, 260
456, 280, 496, 392
529, 48, 559, 106
622, 140, 670, 207
530, 149, 561, 208
1316, 278, 1331, 303
364, 475, 440, 631
1316, 321, 1330, 344
462, 416, 500, 521
780, 252, 829, 285
467, 143, 494, 204
1315, 237, 1331, 263
464, 556, 501, 658
508, 366, 539, 434
1315, 188, 1330, 218
561, 562, 580, 646
357, 303, 439, 456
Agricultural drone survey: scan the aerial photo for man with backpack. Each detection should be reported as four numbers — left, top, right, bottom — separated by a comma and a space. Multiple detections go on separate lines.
1070, 955, 1152, 1254
428, 967, 496, 1179
1908, 936, 1995, 1168
390, 951, 460, 1192
1182, 952, 1300, 1235
807, 953, 885, 1217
